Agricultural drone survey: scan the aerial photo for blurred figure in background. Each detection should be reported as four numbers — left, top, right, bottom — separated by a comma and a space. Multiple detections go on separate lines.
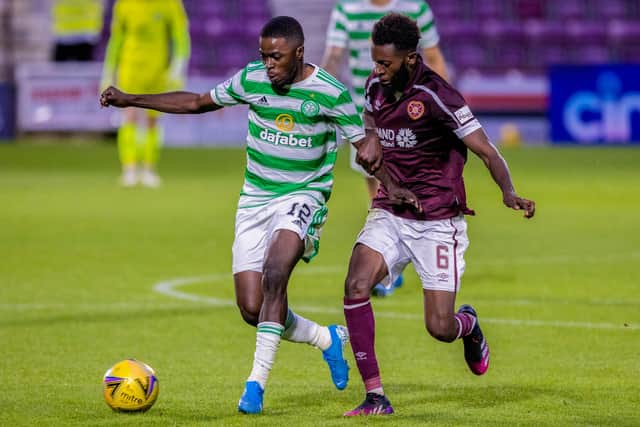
101, 0, 190, 187
321, 0, 449, 296
51, 0, 104, 61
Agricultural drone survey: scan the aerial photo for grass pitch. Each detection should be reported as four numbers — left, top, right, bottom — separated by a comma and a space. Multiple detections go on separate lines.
0, 141, 639, 426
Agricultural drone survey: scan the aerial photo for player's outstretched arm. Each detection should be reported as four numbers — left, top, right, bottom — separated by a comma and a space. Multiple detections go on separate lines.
100, 86, 222, 114
463, 128, 535, 218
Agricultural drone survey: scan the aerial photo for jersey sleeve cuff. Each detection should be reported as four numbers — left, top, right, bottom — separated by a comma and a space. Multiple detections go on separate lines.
346, 130, 366, 144
454, 119, 482, 139
209, 88, 221, 106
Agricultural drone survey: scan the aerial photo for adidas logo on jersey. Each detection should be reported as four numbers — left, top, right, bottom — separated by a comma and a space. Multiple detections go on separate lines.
257, 96, 269, 105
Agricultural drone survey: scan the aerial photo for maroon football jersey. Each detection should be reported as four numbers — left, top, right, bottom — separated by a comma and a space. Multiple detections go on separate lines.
364, 60, 482, 220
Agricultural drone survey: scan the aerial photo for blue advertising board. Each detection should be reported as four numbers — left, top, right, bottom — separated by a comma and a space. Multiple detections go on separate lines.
0, 83, 15, 140
549, 65, 640, 144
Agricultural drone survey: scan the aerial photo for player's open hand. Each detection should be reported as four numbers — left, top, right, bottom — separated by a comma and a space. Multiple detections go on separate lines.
388, 185, 422, 213
100, 86, 130, 108
503, 191, 535, 218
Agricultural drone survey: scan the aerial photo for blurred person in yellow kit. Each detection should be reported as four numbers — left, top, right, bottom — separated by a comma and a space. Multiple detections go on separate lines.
52, 0, 104, 61
101, 0, 190, 187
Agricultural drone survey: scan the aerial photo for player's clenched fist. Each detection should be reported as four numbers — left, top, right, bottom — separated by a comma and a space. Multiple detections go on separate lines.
353, 135, 382, 175
503, 191, 536, 219
100, 86, 130, 108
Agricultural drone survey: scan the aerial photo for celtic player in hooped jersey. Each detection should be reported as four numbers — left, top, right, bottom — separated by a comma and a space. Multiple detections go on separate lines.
342, 13, 536, 416
212, 59, 363, 210
101, 16, 418, 415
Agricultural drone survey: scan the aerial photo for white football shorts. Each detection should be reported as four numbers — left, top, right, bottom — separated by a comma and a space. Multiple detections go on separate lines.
355, 209, 470, 292
232, 193, 327, 274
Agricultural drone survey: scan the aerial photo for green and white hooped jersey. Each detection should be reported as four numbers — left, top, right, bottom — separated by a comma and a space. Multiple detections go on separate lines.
211, 61, 365, 208
326, 0, 440, 110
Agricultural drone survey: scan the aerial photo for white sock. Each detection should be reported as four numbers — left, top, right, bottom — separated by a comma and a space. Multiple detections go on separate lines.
282, 309, 332, 351
247, 322, 283, 389
369, 387, 384, 396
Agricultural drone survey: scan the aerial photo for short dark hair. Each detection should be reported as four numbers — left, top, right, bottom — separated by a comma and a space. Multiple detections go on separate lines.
372, 13, 420, 51
260, 16, 305, 46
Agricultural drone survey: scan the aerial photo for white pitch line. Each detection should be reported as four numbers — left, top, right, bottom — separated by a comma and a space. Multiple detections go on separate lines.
151, 272, 638, 331
153, 273, 234, 307
0, 301, 200, 312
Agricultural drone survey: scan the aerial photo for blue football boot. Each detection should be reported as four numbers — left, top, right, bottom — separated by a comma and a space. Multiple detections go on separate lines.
322, 325, 350, 390
372, 274, 404, 297
238, 381, 263, 414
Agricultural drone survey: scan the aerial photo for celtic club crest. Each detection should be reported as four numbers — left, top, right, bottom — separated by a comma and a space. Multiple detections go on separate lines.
301, 100, 320, 117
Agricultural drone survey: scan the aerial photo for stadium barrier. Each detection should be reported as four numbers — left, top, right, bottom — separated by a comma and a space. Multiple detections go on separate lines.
458, 73, 547, 144
15, 62, 248, 146
0, 82, 15, 140
26, 62, 635, 146
549, 64, 640, 144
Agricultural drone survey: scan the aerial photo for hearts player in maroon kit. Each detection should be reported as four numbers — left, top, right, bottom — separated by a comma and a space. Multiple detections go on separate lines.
343, 13, 536, 416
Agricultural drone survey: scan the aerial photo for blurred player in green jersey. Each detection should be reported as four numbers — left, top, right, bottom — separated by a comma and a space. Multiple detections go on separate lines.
101, 0, 190, 187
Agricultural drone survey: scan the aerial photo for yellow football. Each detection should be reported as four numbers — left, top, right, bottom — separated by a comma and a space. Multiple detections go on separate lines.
103, 359, 159, 412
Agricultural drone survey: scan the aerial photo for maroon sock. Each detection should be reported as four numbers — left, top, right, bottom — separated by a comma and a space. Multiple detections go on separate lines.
344, 297, 380, 386
455, 312, 476, 339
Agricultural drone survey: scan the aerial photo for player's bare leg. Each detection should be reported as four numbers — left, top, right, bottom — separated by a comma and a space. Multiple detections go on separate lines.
423, 289, 458, 342
258, 229, 302, 323
234, 255, 349, 394
343, 243, 394, 416
234, 271, 263, 326
238, 230, 349, 414
423, 289, 490, 375
238, 230, 301, 414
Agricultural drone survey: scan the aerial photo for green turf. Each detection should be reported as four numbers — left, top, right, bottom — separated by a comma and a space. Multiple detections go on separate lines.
0, 141, 638, 426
